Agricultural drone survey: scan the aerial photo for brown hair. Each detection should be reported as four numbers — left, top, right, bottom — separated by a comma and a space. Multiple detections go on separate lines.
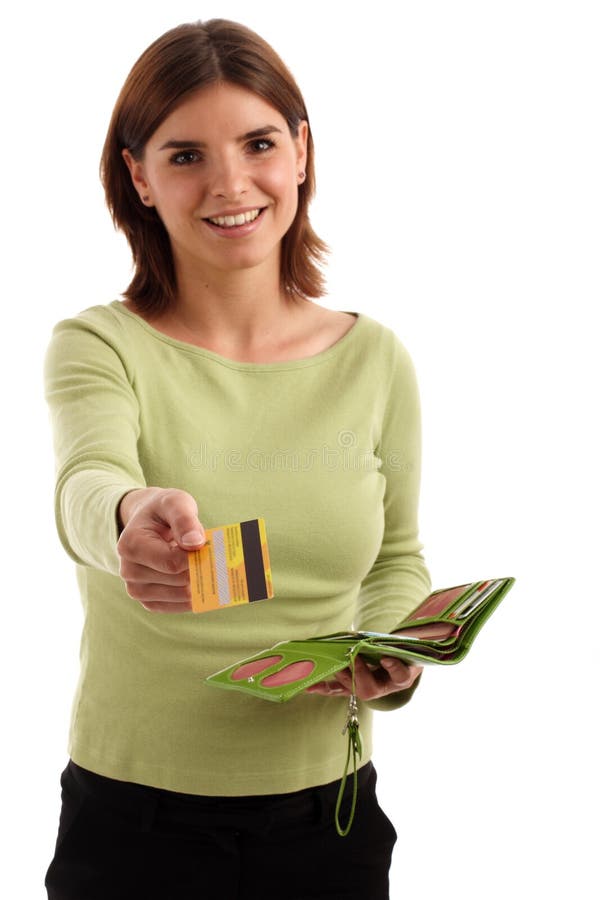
101, 19, 328, 314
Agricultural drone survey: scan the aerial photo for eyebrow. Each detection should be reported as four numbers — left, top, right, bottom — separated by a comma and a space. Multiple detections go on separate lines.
158, 125, 283, 151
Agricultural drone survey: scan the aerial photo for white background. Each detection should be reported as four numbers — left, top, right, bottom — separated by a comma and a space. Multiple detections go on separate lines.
1, 1, 598, 897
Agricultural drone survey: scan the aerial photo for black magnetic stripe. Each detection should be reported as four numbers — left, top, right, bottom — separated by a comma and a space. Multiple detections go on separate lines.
240, 519, 268, 602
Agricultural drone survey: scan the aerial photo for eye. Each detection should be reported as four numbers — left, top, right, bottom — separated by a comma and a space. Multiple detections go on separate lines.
169, 149, 202, 166
247, 138, 276, 154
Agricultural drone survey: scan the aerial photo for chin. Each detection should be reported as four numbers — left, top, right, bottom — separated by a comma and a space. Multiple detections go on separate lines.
216, 248, 280, 274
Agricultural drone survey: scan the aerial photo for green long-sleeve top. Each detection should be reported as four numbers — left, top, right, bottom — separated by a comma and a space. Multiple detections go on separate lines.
44, 300, 431, 795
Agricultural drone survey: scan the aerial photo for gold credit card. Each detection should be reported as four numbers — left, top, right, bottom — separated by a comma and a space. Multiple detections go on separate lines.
188, 517, 274, 613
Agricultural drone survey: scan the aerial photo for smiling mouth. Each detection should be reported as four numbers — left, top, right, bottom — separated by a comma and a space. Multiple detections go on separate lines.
204, 208, 264, 228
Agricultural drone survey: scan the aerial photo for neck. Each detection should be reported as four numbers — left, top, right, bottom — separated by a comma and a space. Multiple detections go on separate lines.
161, 256, 303, 354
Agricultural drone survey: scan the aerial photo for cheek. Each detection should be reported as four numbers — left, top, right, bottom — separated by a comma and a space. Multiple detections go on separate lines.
265, 166, 299, 221
153, 177, 201, 222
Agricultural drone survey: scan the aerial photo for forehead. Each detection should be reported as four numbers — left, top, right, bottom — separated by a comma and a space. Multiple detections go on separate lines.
149, 82, 287, 145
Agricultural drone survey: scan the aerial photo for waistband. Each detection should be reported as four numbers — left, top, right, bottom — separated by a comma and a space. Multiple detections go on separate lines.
66, 759, 376, 834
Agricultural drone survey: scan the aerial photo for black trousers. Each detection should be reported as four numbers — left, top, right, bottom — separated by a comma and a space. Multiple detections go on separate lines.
45, 759, 396, 899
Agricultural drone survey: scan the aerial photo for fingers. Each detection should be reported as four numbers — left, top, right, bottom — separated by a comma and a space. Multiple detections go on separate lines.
117, 489, 205, 569
305, 681, 350, 697
118, 528, 191, 576
118, 558, 191, 587
138, 598, 193, 614
380, 658, 423, 689
122, 580, 192, 604
306, 657, 423, 702
120, 554, 192, 608
116, 487, 206, 611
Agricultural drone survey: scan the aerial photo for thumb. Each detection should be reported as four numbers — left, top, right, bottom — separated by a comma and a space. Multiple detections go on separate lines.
160, 489, 206, 549
178, 527, 206, 549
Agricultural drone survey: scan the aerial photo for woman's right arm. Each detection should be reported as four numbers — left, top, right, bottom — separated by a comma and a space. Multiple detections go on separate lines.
45, 316, 205, 612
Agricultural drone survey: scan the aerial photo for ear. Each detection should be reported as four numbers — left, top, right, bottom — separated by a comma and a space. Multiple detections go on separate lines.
121, 148, 153, 206
295, 120, 309, 178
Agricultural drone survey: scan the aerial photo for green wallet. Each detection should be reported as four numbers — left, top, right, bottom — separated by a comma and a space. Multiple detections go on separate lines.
205, 577, 515, 702
205, 576, 515, 835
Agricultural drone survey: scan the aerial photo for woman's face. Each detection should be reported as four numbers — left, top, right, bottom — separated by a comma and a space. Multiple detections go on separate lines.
123, 82, 308, 282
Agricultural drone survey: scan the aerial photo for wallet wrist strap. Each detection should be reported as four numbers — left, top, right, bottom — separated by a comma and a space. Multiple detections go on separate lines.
335, 651, 363, 837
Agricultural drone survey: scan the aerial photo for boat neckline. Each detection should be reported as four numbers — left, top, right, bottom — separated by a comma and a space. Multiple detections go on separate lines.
110, 301, 364, 371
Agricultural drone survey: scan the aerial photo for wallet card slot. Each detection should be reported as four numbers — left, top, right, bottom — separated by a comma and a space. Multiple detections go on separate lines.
451, 578, 503, 619
406, 583, 471, 621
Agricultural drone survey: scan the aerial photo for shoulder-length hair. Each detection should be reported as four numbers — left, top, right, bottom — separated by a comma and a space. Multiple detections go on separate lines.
100, 19, 328, 314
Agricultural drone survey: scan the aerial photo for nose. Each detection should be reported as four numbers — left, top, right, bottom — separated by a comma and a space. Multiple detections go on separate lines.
209, 152, 250, 201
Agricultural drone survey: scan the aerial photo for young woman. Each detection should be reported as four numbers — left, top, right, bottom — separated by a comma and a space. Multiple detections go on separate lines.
44, 19, 434, 900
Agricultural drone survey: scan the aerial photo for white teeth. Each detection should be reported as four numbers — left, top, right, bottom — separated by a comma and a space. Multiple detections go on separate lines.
208, 209, 261, 227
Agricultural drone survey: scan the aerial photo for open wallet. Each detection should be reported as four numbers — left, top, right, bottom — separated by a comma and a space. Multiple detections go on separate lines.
205, 576, 515, 834
206, 577, 515, 701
